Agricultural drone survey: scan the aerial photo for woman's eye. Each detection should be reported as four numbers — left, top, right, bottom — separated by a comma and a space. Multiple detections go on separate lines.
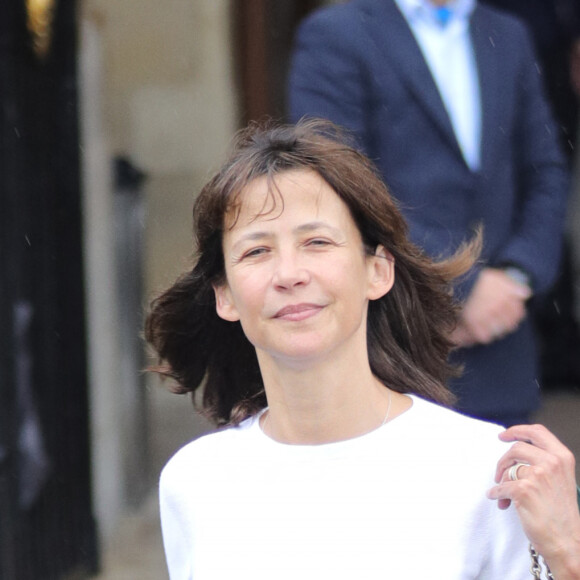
306, 238, 332, 248
242, 247, 268, 259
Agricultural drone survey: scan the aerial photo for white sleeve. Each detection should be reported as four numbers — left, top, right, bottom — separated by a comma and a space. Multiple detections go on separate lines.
480, 494, 542, 579
159, 464, 193, 580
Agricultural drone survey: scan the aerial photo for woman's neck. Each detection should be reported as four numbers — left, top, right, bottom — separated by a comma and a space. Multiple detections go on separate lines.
256, 350, 408, 444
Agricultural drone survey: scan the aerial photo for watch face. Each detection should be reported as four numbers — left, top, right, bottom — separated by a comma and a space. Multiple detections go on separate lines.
503, 267, 531, 290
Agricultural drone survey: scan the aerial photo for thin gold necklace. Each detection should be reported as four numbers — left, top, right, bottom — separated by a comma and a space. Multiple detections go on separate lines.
381, 387, 393, 426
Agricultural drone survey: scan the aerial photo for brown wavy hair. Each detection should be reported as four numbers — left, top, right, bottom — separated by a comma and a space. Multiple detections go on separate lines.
145, 119, 479, 426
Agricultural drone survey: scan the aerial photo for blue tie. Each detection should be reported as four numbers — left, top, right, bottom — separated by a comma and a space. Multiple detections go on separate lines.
435, 6, 452, 26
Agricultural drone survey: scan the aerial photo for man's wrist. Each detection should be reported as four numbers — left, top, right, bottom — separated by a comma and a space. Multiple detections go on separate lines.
500, 265, 533, 294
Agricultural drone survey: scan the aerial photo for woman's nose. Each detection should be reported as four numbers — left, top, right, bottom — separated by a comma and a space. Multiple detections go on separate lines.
272, 251, 310, 289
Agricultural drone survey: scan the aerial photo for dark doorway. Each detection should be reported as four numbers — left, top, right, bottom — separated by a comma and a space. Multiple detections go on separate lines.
0, 1, 97, 578
234, 0, 328, 124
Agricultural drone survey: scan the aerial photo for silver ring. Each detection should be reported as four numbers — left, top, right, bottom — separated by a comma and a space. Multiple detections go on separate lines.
508, 462, 528, 481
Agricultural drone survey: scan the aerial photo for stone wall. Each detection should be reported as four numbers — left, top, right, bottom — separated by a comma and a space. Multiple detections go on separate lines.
80, 0, 237, 546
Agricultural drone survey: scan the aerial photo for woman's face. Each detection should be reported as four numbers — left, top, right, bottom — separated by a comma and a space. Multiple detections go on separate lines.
213, 169, 394, 367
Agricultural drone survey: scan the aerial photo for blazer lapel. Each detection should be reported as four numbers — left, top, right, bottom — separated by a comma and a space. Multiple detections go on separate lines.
362, 0, 463, 157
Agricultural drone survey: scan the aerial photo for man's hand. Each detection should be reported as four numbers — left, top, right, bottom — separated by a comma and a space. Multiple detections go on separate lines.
451, 268, 531, 347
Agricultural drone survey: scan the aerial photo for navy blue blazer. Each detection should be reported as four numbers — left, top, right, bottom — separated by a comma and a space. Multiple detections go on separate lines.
288, 0, 569, 420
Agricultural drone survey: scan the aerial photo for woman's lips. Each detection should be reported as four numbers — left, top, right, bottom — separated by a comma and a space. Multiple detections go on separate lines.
273, 303, 324, 321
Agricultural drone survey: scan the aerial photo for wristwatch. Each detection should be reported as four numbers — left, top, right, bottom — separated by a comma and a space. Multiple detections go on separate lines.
501, 265, 533, 294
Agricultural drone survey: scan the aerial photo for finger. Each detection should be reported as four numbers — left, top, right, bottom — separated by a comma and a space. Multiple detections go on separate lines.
487, 316, 520, 341
486, 482, 513, 510
494, 302, 526, 332
500, 462, 531, 484
494, 319, 516, 336
466, 318, 500, 344
489, 323, 507, 339
450, 324, 476, 348
487, 479, 524, 511
509, 284, 532, 300
499, 424, 565, 452
498, 498, 511, 510
494, 442, 546, 482
489, 464, 534, 504
460, 322, 489, 344
499, 273, 532, 300
470, 301, 526, 342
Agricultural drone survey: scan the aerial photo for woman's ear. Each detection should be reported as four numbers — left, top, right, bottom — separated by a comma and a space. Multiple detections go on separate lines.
213, 283, 240, 322
366, 244, 395, 300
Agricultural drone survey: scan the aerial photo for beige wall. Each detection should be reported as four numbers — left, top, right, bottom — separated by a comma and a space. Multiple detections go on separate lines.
85, 0, 238, 288
80, 0, 237, 547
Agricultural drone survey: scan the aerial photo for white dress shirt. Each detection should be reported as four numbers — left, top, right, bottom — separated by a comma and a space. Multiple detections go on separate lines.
393, 0, 482, 170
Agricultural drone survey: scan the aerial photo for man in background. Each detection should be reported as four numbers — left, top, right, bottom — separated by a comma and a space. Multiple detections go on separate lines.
288, 0, 569, 425
483, 0, 580, 389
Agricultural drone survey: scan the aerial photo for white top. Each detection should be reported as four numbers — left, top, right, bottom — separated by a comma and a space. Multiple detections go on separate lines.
393, 0, 482, 170
160, 395, 536, 579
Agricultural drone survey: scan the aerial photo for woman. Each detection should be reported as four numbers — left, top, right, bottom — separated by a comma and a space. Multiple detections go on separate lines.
146, 120, 569, 579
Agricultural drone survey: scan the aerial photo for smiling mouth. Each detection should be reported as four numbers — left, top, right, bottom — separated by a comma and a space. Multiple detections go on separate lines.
273, 304, 323, 321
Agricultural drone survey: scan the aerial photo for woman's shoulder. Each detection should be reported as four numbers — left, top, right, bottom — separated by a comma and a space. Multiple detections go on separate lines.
406, 395, 506, 450
401, 397, 511, 490
160, 415, 260, 485
410, 394, 502, 427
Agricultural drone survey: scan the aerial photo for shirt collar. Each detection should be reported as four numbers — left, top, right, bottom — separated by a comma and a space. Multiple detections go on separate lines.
393, 0, 476, 27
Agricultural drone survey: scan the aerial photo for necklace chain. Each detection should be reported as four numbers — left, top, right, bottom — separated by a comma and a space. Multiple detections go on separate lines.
262, 389, 393, 437
381, 388, 393, 426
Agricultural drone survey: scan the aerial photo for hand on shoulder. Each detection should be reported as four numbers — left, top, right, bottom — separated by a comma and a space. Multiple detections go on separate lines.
487, 424, 580, 579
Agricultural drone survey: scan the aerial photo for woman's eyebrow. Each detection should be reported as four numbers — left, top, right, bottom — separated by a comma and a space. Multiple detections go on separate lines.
230, 230, 272, 252
294, 221, 341, 235
235, 231, 271, 242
